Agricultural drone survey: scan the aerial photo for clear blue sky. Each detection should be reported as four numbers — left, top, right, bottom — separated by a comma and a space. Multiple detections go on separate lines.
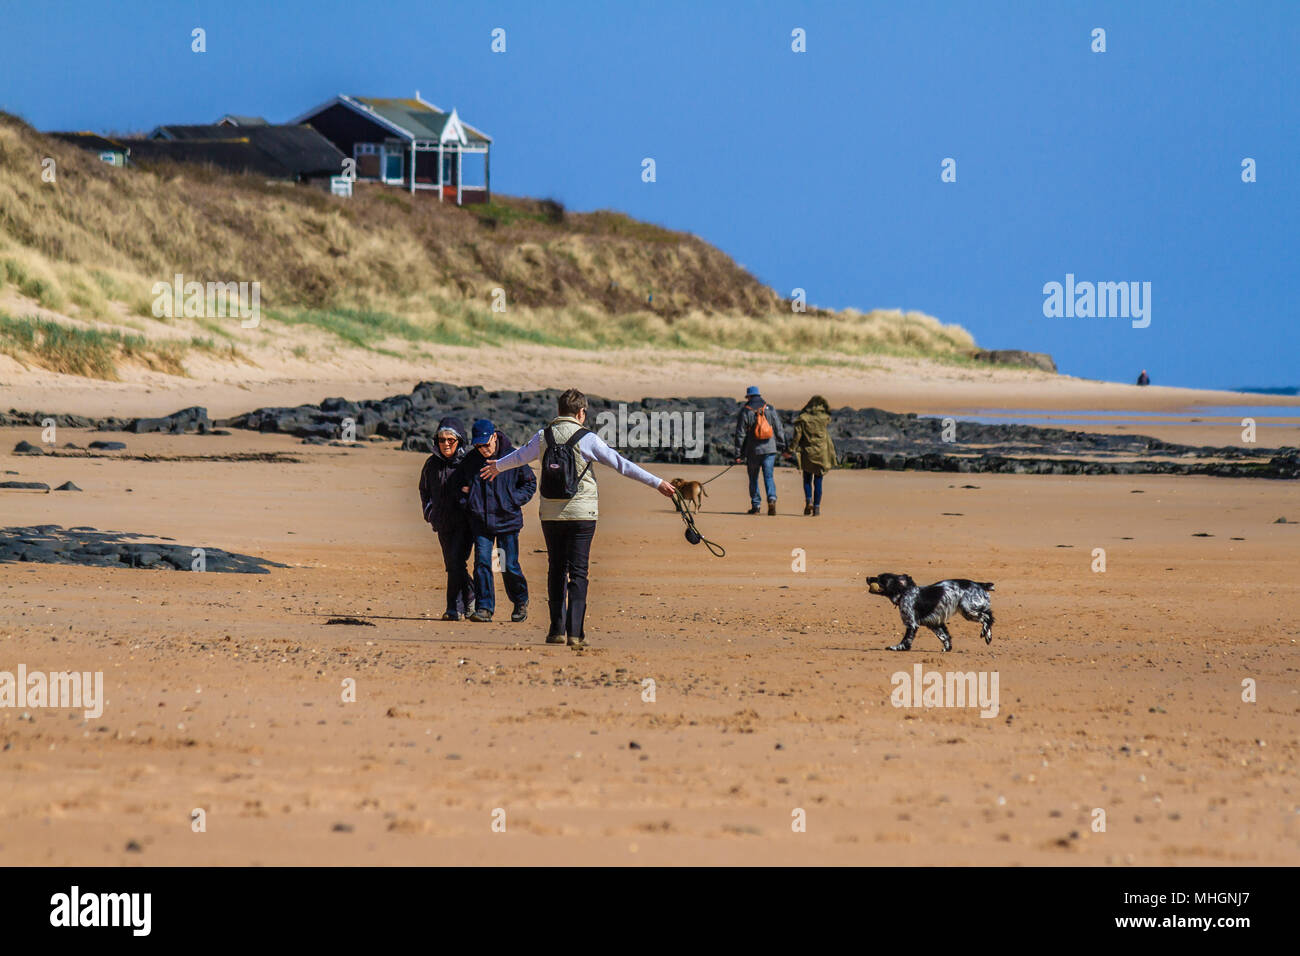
3, 0, 1296, 389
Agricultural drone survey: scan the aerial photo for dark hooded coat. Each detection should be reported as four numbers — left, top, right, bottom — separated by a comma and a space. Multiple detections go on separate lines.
418, 416, 470, 532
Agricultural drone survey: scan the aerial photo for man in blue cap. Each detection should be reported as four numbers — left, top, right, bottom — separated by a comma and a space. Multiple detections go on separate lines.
455, 418, 535, 623
733, 386, 786, 515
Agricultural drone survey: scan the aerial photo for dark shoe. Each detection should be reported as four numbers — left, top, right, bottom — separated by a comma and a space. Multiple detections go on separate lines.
746, 506, 761, 515
803, 502, 813, 515
440, 610, 460, 621
566, 635, 587, 649
813, 505, 820, 516
545, 631, 566, 644
511, 601, 528, 623
468, 609, 493, 623
768, 501, 777, 516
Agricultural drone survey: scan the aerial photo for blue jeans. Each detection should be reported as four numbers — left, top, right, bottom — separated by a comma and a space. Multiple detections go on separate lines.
747, 454, 777, 508
471, 530, 527, 615
802, 471, 823, 506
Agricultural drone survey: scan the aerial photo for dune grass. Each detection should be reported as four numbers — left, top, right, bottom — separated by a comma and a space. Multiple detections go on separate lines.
0, 109, 985, 378
263, 298, 978, 365
0, 312, 216, 377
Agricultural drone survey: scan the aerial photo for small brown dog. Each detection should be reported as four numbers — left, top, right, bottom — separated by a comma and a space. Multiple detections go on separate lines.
670, 478, 707, 512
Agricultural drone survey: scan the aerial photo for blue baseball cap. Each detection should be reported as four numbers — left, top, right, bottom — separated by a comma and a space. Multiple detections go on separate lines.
470, 419, 495, 445
745, 385, 761, 396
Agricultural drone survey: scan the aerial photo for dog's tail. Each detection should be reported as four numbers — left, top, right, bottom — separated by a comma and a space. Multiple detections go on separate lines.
979, 581, 995, 591
701, 485, 708, 497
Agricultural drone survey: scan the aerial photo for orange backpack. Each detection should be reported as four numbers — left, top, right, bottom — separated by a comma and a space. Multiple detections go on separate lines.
752, 406, 774, 440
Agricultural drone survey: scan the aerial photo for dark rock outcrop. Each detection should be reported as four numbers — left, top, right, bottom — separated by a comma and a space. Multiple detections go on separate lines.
0, 481, 50, 491
221, 381, 1296, 479
0, 410, 132, 431
130, 406, 212, 434
6, 383, 1293, 481
0, 526, 289, 573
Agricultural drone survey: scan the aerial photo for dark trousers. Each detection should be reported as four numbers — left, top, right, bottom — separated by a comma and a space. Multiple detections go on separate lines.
802, 471, 824, 506
541, 519, 597, 637
471, 530, 527, 615
437, 524, 473, 615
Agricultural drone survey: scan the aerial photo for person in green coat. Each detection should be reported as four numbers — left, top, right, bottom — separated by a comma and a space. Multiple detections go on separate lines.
787, 395, 837, 515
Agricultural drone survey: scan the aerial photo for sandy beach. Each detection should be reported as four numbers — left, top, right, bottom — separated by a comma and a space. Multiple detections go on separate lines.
5, 341, 1299, 422
5, 0, 1300, 893
1, 377, 1296, 864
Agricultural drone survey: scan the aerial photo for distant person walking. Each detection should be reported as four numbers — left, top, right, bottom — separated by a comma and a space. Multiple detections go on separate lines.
456, 419, 535, 623
787, 395, 837, 516
1137, 369, 1151, 386
733, 385, 786, 515
417, 416, 474, 620
479, 388, 675, 648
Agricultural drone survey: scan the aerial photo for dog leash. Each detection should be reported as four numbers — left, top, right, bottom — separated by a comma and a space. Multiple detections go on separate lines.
664, 459, 735, 556
672, 490, 726, 557
698, 462, 737, 486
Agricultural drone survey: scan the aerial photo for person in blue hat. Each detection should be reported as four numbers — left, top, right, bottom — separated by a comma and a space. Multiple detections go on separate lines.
733, 386, 786, 515
455, 418, 535, 623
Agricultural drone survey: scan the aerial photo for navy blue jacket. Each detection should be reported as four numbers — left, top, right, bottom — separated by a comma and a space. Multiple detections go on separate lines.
418, 417, 470, 533
455, 432, 536, 535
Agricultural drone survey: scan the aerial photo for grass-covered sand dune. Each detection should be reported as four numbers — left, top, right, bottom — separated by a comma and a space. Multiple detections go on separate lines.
0, 111, 978, 380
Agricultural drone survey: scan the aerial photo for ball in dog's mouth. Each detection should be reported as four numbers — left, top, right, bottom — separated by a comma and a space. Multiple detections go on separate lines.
867, 578, 884, 594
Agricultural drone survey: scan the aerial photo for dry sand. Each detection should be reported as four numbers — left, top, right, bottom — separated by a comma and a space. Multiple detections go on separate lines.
1, 418, 1296, 865
4, 340, 1299, 422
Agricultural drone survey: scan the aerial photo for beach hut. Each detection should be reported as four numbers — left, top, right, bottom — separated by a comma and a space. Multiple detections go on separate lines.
292, 94, 492, 204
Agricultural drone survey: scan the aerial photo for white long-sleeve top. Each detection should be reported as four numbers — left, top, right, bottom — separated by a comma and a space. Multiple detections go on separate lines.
493, 420, 664, 521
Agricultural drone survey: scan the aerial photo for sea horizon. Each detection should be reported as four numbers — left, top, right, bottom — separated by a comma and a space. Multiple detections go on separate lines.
1233, 386, 1300, 396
